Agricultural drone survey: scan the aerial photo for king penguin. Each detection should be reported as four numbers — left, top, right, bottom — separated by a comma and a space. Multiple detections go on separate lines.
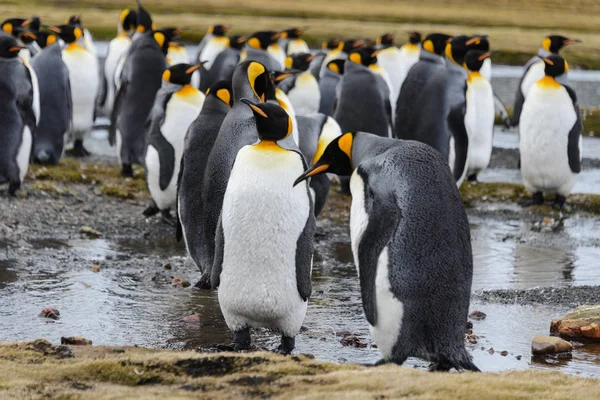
177, 80, 233, 288
202, 61, 277, 286
281, 27, 310, 55
511, 35, 580, 127
375, 33, 405, 107
194, 24, 229, 68
318, 59, 344, 116
267, 32, 286, 71
294, 132, 479, 371
519, 55, 582, 208
201, 35, 247, 92
319, 38, 365, 79
212, 99, 315, 354
396, 31, 421, 87
34, 31, 58, 49
241, 31, 283, 72
276, 69, 321, 116
100, 9, 137, 118
144, 63, 204, 224
30, 39, 72, 165
49, 24, 98, 157
110, 28, 170, 176
463, 50, 495, 181
285, 52, 315, 71
132, 0, 155, 40
0, 36, 37, 195
66, 15, 96, 57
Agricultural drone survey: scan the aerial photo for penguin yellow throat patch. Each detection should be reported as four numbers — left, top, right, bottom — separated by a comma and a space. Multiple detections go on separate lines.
404, 43, 419, 53
254, 140, 285, 152
537, 76, 562, 89
467, 71, 483, 83
66, 42, 86, 52
176, 84, 200, 99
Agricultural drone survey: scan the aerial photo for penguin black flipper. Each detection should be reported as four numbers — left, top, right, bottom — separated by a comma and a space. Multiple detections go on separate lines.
20, 67, 37, 133
356, 169, 402, 326
147, 94, 175, 191
294, 151, 315, 302
511, 61, 536, 127
109, 79, 128, 146
565, 85, 583, 173
448, 93, 469, 183
493, 93, 511, 129
97, 73, 108, 109
175, 154, 185, 242
211, 215, 225, 289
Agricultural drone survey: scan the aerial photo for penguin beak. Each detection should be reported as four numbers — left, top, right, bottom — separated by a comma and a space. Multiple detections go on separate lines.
185, 64, 202, 74
275, 73, 293, 82
237, 36, 247, 44
466, 36, 482, 46
47, 25, 62, 34
353, 40, 365, 48
240, 98, 268, 118
307, 55, 316, 62
8, 45, 23, 53
22, 31, 37, 40
293, 162, 330, 187
477, 50, 498, 61
272, 32, 281, 40
21, 19, 32, 27
542, 57, 554, 65
564, 39, 582, 45
371, 49, 382, 58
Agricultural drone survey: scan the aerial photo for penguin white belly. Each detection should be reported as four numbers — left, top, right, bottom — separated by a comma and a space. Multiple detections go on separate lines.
465, 77, 494, 176
377, 48, 404, 102
480, 58, 492, 82
219, 146, 310, 336
287, 39, 310, 55
520, 61, 544, 98
398, 45, 420, 89
199, 37, 229, 70
24, 62, 40, 125
83, 29, 97, 56
115, 129, 123, 163
168, 46, 189, 65
520, 85, 578, 195
114, 53, 127, 91
16, 126, 32, 183
267, 44, 285, 70
145, 145, 165, 204
350, 172, 403, 359
104, 37, 131, 115
286, 72, 320, 116
63, 46, 99, 138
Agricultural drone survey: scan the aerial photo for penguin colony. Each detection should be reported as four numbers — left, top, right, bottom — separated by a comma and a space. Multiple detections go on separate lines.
0, 0, 587, 371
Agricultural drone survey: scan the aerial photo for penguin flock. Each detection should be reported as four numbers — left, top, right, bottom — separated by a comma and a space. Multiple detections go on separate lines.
0, 0, 588, 372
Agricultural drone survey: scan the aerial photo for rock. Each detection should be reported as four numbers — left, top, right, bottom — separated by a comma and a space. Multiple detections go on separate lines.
469, 311, 487, 321
39, 307, 60, 320
164, 263, 172, 270
500, 351, 508, 357
465, 332, 479, 344
487, 347, 495, 355
340, 335, 368, 348
551, 305, 600, 341
61, 336, 93, 346
183, 314, 201, 324
171, 276, 191, 288
80, 226, 102, 238
91, 265, 101, 272
531, 336, 573, 355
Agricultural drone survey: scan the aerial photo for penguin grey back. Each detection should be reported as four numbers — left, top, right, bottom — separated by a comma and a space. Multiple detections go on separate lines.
318, 67, 342, 116
243, 48, 282, 72
30, 43, 71, 164
201, 47, 239, 91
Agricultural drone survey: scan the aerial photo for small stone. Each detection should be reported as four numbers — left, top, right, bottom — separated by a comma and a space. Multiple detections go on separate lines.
335, 330, 353, 337
487, 347, 495, 355
80, 226, 102, 238
500, 350, 508, 356
171, 276, 191, 288
39, 307, 60, 320
465, 332, 479, 344
515, 355, 522, 360
469, 310, 487, 321
183, 314, 201, 323
551, 305, 600, 341
164, 263, 172, 270
532, 336, 573, 355
61, 336, 92, 346
91, 265, 101, 272
340, 335, 368, 348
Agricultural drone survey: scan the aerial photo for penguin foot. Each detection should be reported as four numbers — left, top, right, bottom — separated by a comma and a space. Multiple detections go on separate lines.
361, 358, 388, 367
467, 174, 478, 182
194, 273, 212, 290
143, 203, 160, 217
276, 335, 295, 355
69, 139, 90, 158
519, 192, 544, 207
161, 210, 177, 227
553, 195, 567, 209
428, 359, 453, 372
121, 164, 134, 177
8, 181, 20, 197
232, 328, 252, 350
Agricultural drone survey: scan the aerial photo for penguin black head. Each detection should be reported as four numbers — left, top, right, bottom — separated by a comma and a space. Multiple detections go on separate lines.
542, 55, 569, 78
22, 16, 41, 32
153, 28, 182, 54
542, 35, 581, 54
241, 99, 292, 142
17, 29, 37, 45
209, 24, 229, 37
376, 33, 394, 47
163, 63, 203, 85
326, 59, 345, 75
206, 80, 234, 107
284, 52, 315, 71
322, 38, 341, 51
446, 35, 487, 65
248, 31, 280, 50
1, 18, 27, 38
281, 28, 305, 39
343, 39, 365, 53
136, 0, 154, 34
119, 9, 138, 33
35, 31, 57, 48
294, 132, 354, 186
421, 33, 452, 55
229, 35, 247, 50
469, 35, 490, 52
408, 31, 422, 45
47, 25, 83, 44
237, 60, 276, 102
348, 46, 378, 67
464, 50, 496, 72
66, 15, 83, 27
0, 35, 23, 58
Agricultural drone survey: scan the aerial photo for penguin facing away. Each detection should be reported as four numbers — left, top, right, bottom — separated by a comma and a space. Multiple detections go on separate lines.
318, 59, 344, 116
294, 132, 479, 371
132, 0, 155, 40
0, 36, 36, 195
177, 80, 233, 288
212, 99, 315, 354
30, 41, 72, 165
144, 63, 205, 224
48, 24, 98, 158
396, 31, 421, 85
519, 55, 582, 208
511, 35, 580, 127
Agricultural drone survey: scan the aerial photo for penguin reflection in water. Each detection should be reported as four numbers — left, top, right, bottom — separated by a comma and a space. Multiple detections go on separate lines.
295, 132, 479, 371
212, 100, 315, 354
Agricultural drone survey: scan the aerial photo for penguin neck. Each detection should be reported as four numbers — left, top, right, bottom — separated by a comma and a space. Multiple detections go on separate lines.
403, 43, 420, 52
351, 133, 401, 169
420, 50, 444, 64
117, 31, 129, 39
65, 42, 85, 52
537, 75, 562, 89
254, 139, 285, 152
177, 84, 199, 97
467, 71, 483, 83
537, 47, 552, 58
203, 95, 231, 114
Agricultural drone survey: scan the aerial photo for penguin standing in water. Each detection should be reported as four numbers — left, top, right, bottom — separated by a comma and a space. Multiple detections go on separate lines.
277, 70, 320, 116
318, 59, 344, 116
463, 50, 495, 181
177, 80, 233, 287
0, 36, 37, 195
512, 36, 580, 127
66, 15, 96, 57
201, 35, 247, 92
144, 63, 204, 224
241, 31, 283, 72
30, 40, 72, 165
203, 61, 276, 284
281, 27, 310, 55
212, 100, 315, 354
110, 29, 170, 176
294, 132, 479, 371
49, 24, 98, 157
100, 9, 137, 118
519, 55, 582, 208
395, 33, 452, 139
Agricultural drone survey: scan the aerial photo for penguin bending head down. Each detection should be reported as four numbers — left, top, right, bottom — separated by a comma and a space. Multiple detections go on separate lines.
212, 99, 315, 354
294, 132, 479, 371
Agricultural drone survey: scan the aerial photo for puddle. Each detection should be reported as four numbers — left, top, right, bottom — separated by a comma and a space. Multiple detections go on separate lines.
479, 168, 600, 195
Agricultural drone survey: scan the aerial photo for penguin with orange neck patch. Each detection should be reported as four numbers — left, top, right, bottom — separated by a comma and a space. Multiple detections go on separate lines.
242, 31, 283, 72
519, 55, 582, 208
49, 24, 98, 157
144, 63, 205, 224
66, 15, 96, 56
281, 27, 309, 55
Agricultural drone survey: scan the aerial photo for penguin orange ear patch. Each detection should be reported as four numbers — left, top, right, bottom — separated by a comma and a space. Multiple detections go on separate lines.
349, 52, 361, 65
216, 89, 231, 106
338, 133, 353, 160
422, 40, 434, 53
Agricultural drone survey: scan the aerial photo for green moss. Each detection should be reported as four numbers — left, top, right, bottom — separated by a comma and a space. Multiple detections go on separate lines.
581, 109, 600, 137
100, 184, 135, 200
460, 181, 528, 203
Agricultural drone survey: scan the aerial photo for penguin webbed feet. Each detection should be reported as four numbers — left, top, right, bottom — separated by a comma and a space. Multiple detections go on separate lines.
161, 209, 177, 227
467, 174, 478, 182
361, 358, 388, 367
8, 181, 21, 197
143, 203, 160, 217
276, 335, 295, 355
519, 192, 544, 207
121, 164, 134, 177
68, 139, 90, 158
552, 195, 567, 209
194, 272, 212, 290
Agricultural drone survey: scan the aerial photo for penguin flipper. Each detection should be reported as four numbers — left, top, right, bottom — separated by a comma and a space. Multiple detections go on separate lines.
175, 153, 185, 242
357, 172, 402, 326
20, 66, 37, 132
565, 85, 583, 173
148, 127, 175, 191
210, 215, 225, 289
493, 93, 511, 129
448, 106, 469, 182
97, 73, 108, 108
109, 79, 128, 146
295, 196, 316, 302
